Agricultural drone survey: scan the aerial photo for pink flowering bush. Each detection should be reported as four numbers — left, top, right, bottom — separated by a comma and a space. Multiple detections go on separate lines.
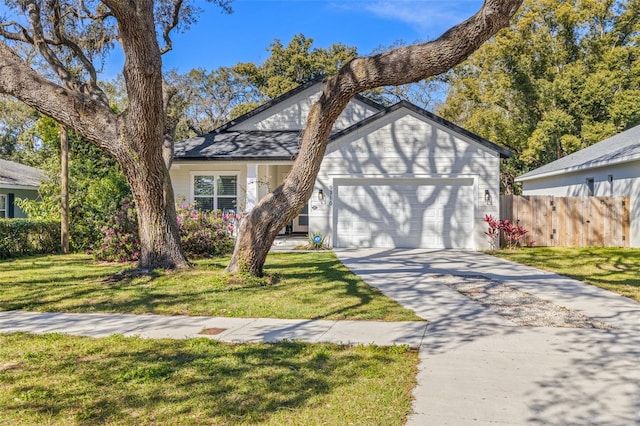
92, 199, 239, 262
93, 198, 139, 262
177, 204, 238, 257
484, 214, 531, 250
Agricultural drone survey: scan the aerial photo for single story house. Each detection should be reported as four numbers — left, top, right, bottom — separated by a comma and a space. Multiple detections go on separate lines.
516, 125, 640, 247
0, 158, 46, 218
170, 79, 512, 250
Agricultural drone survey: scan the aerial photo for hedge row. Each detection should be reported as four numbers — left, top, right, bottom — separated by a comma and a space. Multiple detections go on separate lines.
0, 219, 60, 259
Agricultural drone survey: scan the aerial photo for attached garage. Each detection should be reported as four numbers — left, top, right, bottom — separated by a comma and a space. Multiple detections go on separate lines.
334, 178, 474, 249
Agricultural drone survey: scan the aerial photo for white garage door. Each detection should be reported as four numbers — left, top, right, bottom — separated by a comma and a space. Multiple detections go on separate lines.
335, 178, 474, 249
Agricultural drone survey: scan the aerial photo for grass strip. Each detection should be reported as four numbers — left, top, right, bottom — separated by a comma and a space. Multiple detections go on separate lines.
0, 333, 418, 425
490, 247, 640, 302
0, 252, 421, 321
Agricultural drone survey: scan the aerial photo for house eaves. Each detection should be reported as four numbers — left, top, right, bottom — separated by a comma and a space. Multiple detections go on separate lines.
516, 125, 640, 182
0, 159, 46, 189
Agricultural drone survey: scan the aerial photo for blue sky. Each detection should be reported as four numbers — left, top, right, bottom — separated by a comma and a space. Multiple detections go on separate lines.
106, 0, 484, 76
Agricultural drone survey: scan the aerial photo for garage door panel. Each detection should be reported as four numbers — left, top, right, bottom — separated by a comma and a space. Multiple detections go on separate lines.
335, 179, 474, 249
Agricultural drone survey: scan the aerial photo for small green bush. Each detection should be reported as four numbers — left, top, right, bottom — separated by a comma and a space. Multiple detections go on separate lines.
0, 219, 60, 259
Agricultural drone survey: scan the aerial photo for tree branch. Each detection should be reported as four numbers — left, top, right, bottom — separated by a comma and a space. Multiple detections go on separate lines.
0, 41, 117, 153
0, 22, 35, 44
159, 0, 184, 55
24, 0, 79, 90
51, 0, 106, 102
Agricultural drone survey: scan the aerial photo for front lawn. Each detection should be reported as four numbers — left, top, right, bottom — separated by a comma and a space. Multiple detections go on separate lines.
490, 247, 640, 302
0, 333, 418, 425
0, 252, 421, 321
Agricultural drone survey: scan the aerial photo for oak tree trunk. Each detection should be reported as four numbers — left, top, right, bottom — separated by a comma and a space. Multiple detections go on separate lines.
0, 1, 190, 270
227, 0, 524, 276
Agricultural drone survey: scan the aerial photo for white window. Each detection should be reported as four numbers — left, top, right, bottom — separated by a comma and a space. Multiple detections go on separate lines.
193, 175, 237, 212
0, 194, 6, 218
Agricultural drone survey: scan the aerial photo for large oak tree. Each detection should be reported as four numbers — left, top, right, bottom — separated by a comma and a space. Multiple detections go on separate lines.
0, 0, 230, 269
227, 0, 524, 276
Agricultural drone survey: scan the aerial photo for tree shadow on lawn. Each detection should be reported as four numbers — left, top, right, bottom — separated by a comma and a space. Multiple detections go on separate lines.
263, 255, 389, 319
0, 252, 413, 320
2, 334, 399, 425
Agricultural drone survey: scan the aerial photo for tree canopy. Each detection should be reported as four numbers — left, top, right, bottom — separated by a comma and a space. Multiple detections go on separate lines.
438, 0, 640, 193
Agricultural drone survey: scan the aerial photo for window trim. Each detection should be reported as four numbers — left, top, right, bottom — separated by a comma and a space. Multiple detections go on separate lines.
0, 194, 6, 218
190, 172, 239, 212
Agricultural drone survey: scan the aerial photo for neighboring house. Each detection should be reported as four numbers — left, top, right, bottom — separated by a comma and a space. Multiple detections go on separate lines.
171, 80, 512, 250
0, 158, 46, 218
516, 125, 640, 248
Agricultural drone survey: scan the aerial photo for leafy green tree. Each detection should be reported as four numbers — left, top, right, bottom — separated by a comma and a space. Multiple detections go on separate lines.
233, 34, 358, 101
165, 34, 359, 137
0, 95, 43, 163
438, 0, 640, 193
18, 117, 131, 251
165, 67, 258, 140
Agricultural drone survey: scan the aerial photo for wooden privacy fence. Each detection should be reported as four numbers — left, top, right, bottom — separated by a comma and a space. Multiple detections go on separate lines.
500, 195, 630, 248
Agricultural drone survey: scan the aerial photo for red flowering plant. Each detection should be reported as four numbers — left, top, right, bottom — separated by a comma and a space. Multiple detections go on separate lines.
93, 198, 140, 262
484, 214, 531, 250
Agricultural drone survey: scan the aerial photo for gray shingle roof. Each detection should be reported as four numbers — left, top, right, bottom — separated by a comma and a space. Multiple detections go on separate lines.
0, 158, 46, 188
174, 101, 513, 161
516, 125, 640, 181
174, 130, 301, 160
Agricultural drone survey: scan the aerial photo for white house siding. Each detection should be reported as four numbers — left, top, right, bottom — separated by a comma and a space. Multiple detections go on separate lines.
229, 86, 379, 132
309, 109, 501, 249
520, 159, 640, 247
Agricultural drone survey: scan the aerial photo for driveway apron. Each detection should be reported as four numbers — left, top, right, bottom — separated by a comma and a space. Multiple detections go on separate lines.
336, 248, 640, 426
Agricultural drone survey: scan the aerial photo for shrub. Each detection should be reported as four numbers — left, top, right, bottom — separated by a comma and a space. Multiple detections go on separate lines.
306, 232, 329, 250
92, 200, 239, 263
177, 204, 238, 257
0, 219, 60, 259
92, 198, 139, 263
484, 214, 531, 250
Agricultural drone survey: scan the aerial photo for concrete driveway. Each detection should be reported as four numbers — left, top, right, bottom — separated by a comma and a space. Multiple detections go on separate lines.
336, 249, 640, 426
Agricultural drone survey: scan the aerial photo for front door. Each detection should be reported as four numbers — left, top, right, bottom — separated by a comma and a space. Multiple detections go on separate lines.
292, 203, 309, 233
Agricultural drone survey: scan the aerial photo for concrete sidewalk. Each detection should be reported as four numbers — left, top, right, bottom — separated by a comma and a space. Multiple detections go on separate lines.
337, 249, 640, 426
0, 310, 427, 347
2, 249, 639, 425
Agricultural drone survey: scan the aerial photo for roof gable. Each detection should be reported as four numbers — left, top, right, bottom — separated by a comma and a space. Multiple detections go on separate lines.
517, 125, 640, 181
0, 159, 46, 189
218, 78, 383, 133
329, 101, 513, 159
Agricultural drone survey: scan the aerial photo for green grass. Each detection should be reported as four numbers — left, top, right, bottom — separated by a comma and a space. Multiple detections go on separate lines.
490, 247, 640, 302
0, 252, 421, 321
0, 333, 418, 425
